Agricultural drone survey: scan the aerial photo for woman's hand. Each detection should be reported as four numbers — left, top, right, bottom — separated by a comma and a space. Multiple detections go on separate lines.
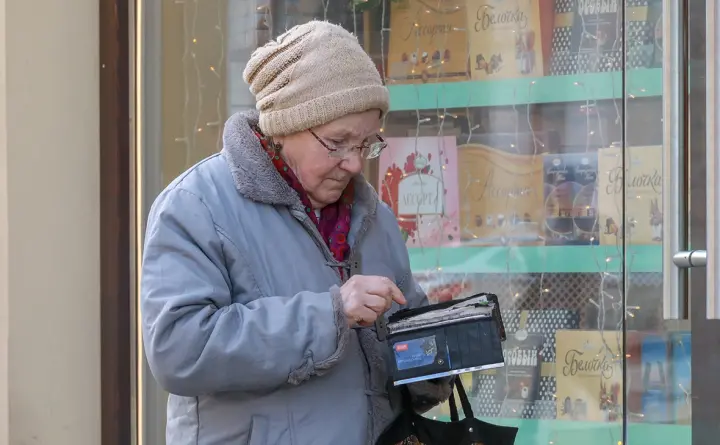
340, 275, 407, 327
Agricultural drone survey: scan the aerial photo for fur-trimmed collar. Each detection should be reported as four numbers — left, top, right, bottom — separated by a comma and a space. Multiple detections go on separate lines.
220, 111, 378, 216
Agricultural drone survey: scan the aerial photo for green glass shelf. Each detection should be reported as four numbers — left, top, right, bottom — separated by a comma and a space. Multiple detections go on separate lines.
408, 245, 662, 274
387, 68, 662, 111
431, 418, 689, 445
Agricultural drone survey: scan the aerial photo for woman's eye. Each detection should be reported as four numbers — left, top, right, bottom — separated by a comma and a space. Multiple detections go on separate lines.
330, 139, 345, 146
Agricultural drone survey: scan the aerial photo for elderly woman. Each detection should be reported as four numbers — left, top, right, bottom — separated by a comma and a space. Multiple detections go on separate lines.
141, 20, 452, 445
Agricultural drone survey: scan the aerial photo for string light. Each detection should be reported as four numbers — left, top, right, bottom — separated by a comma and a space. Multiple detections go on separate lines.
173, 0, 226, 164
376, 0, 674, 430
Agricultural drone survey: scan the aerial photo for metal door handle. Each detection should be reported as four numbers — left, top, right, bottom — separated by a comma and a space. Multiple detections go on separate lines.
672, 250, 708, 268
662, 0, 686, 320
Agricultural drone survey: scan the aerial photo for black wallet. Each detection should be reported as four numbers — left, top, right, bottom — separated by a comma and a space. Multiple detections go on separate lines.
386, 293, 507, 386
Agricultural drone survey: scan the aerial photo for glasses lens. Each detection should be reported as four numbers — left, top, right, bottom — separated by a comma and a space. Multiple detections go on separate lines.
365, 141, 385, 159
327, 148, 344, 158
326, 136, 386, 159
365, 139, 386, 159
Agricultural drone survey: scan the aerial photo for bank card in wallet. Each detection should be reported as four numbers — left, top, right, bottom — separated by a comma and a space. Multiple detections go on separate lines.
387, 293, 507, 386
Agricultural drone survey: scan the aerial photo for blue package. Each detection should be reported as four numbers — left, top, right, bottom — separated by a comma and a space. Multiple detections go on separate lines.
640, 335, 671, 422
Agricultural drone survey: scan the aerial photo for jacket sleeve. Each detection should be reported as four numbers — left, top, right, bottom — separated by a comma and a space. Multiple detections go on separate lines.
141, 187, 349, 397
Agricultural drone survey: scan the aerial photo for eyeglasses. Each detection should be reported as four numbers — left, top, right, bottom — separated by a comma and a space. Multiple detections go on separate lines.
309, 129, 387, 160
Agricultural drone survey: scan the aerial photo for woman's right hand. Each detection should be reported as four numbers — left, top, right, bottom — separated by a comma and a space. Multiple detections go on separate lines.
339, 275, 407, 327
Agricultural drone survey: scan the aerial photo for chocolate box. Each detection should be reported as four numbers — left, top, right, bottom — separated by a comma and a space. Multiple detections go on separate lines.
543, 153, 599, 245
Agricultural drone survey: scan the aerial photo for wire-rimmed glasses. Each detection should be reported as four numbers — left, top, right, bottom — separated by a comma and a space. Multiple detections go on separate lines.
309, 129, 387, 160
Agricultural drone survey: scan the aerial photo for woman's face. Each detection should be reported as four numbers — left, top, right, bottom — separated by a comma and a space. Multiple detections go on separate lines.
277, 109, 381, 209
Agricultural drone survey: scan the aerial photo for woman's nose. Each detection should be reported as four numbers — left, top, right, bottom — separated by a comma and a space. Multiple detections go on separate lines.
339, 152, 364, 175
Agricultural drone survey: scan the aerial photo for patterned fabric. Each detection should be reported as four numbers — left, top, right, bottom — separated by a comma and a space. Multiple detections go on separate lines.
253, 128, 354, 273
549, 27, 575, 75
472, 374, 558, 419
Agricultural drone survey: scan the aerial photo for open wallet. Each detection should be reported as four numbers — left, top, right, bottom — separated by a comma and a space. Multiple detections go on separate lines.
385, 293, 507, 386
375, 378, 518, 445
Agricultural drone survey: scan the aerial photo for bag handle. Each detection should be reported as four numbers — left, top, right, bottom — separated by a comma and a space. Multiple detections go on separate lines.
400, 377, 474, 421
448, 388, 459, 421
448, 377, 474, 421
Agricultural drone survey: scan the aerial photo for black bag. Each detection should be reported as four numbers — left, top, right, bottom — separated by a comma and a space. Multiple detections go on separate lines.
376, 378, 518, 445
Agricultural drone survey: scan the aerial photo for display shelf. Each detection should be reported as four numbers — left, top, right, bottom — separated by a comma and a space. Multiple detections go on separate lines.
387, 68, 662, 112
408, 245, 661, 274
429, 418, 688, 445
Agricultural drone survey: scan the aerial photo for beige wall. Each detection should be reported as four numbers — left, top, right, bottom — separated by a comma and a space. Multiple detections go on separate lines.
0, 0, 101, 444
0, 0, 8, 441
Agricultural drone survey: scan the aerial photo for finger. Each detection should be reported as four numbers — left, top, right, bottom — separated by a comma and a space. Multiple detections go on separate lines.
366, 277, 407, 306
363, 277, 391, 298
365, 290, 393, 311
386, 279, 406, 305
361, 293, 390, 314
352, 306, 378, 327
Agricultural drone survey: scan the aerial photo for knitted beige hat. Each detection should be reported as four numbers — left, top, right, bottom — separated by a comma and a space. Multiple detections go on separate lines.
243, 20, 390, 136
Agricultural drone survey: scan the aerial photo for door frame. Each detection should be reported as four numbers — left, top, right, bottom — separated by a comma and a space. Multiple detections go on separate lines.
688, 0, 720, 442
99, 0, 134, 444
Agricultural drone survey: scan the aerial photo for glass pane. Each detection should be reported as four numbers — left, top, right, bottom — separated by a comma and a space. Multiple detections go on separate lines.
384, 1, 633, 442
622, 0, 693, 442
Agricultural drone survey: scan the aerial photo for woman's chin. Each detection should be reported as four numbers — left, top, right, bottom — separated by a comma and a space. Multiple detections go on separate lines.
313, 189, 344, 207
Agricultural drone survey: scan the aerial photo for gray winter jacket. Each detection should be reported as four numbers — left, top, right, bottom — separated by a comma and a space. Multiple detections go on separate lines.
140, 111, 451, 445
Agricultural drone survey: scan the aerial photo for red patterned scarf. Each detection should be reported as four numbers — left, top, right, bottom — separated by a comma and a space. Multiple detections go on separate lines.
254, 129, 354, 271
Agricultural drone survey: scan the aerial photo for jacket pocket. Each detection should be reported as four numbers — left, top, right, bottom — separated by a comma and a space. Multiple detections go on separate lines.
248, 416, 268, 445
